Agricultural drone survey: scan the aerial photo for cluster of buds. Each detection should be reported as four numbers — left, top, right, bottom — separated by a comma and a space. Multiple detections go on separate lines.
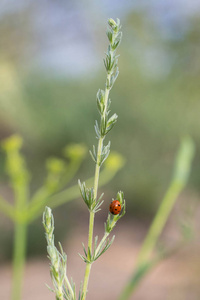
43, 207, 76, 300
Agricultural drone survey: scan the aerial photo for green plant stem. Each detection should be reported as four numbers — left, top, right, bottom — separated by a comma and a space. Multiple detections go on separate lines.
136, 180, 182, 266
82, 74, 111, 300
82, 263, 92, 299
11, 179, 29, 300
118, 181, 183, 300
118, 239, 187, 300
118, 137, 195, 300
11, 221, 27, 300
82, 212, 94, 299
118, 183, 182, 300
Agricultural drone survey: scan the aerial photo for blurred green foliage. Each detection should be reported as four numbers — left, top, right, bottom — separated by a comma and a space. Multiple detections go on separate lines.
0, 52, 199, 212
0, 3, 199, 251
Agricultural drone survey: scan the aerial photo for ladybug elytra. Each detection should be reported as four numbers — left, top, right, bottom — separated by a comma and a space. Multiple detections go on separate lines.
109, 200, 121, 215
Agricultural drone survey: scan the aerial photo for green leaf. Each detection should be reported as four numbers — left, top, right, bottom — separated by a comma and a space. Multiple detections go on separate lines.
100, 142, 111, 166
106, 113, 118, 133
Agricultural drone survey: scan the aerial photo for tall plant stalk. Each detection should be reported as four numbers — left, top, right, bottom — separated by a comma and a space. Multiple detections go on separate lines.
82, 69, 111, 299
81, 19, 122, 299
43, 18, 126, 300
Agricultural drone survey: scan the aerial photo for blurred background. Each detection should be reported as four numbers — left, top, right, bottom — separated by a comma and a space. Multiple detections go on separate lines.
0, 1, 200, 299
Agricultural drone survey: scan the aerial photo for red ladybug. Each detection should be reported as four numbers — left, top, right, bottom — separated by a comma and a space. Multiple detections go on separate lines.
109, 200, 121, 215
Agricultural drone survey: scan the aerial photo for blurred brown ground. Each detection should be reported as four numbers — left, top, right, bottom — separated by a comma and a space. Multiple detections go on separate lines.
1, 217, 200, 300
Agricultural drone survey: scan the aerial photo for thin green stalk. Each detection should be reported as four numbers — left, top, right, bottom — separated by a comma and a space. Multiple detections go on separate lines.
119, 239, 187, 300
81, 18, 123, 299
82, 262, 92, 300
11, 221, 27, 300
82, 73, 111, 300
118, 137, 195, 300
136, 180, 182, 266
118, 180, 183, 300
136, 138, 195, 268
1, 135, 30, 300
11, 176, 29, 300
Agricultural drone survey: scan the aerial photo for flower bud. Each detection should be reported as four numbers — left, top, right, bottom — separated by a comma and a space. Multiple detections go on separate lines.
108, 18, 117, 30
